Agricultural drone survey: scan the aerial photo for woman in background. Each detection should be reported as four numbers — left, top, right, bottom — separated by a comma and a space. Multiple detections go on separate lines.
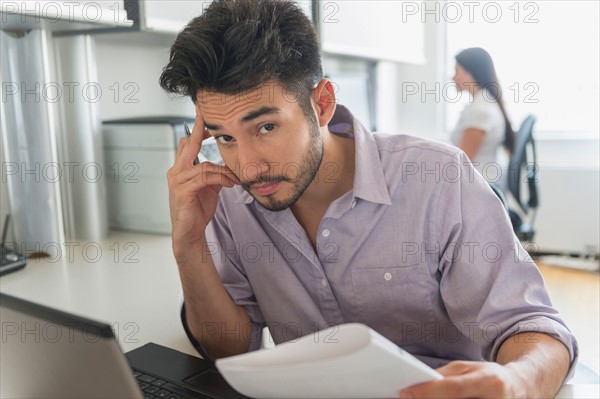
451, 47, 515, 183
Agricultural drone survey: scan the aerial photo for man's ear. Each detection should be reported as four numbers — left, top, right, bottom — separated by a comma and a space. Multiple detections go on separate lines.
312, 79, 336, 128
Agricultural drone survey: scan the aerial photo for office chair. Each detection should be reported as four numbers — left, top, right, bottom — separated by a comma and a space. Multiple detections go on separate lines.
507, 115, 539, 241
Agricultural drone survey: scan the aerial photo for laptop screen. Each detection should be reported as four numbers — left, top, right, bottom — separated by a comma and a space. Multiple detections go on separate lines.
0, 293, 142, 399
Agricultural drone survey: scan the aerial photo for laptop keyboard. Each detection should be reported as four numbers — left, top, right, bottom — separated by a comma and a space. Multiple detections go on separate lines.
133, 370, 213, 399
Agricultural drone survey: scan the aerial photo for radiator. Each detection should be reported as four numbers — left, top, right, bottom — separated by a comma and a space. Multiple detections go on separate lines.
533, 167, 599, 255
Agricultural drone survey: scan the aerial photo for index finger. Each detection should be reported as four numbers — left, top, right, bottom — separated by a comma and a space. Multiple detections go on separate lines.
175, 106, 211, 170
191, 104, 212, 143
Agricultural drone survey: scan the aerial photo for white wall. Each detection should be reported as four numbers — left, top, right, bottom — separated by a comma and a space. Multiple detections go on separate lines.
380, 15, 447, 140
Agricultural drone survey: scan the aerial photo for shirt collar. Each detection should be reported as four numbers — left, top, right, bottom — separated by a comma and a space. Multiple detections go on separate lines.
234, 105, 392, 206
330, 105, 392, 206
235, 186, 254, 204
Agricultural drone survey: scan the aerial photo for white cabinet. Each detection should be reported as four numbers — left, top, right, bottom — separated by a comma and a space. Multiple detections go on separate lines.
316, 0, 426, 64
0, 0, 132, 31
139, 0, 208, 34
0, 0, 207, 34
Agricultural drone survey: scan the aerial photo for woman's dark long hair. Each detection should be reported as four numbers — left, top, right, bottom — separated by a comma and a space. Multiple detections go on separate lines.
455, 47, 515, 154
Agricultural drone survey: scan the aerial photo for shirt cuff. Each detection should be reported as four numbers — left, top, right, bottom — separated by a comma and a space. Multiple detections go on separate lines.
490, 317, 579, 382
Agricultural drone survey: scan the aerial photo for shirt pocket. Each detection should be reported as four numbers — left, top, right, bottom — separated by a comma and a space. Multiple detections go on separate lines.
350, 264, 434, 327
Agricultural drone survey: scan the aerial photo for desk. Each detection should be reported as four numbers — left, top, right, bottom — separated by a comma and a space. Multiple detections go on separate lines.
0, 231, 597, 398
0, 230, 195, 355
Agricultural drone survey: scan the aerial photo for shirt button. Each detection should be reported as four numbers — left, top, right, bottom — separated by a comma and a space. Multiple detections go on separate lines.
321, 279, 327, 287
383, 272, 392, 281
321, 229, 330, 238
351, 200, 357, 209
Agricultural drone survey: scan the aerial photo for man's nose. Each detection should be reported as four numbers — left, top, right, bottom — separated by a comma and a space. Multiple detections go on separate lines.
236, 145, 270, 182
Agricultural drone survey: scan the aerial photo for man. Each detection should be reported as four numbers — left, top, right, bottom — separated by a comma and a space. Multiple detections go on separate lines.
160, 1, 577, 397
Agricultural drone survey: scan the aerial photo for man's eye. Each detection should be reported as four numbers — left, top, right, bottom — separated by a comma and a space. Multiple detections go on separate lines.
215, 135, 234, 144
258, 123, 275, 134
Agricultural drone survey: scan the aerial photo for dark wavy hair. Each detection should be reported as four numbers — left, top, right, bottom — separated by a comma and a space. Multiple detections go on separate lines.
159, 0, 323, 116
455, 47, 515, 154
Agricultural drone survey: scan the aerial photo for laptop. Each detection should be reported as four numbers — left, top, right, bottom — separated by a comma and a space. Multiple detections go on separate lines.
0, 215, 27, 276
0, 245, 26, 276
0, 293, 247, 399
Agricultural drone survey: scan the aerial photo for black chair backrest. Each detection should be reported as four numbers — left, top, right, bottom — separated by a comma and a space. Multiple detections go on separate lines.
507, 115, 539, 214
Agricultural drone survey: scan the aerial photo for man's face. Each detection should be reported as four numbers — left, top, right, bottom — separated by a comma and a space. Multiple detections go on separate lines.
197, 82, 323, 211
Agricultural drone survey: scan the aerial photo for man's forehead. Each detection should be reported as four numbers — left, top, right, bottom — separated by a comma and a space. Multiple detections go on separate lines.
195, 81, 311, 130
196, 81, 291, 105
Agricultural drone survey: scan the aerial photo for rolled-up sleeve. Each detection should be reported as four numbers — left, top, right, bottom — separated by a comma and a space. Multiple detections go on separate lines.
436, 152, 578, 376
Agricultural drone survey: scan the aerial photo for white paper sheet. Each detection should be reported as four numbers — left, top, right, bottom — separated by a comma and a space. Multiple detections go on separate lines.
215, 323, 442, 398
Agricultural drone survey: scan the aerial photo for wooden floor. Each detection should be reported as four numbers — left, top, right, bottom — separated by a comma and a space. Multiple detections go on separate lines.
537, 262, 600, 373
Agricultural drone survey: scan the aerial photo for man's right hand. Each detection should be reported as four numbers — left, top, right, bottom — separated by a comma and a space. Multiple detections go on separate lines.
167, 107, 240, 257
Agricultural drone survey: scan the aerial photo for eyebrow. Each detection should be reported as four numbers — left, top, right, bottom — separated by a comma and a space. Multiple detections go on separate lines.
204, 106, 280, 131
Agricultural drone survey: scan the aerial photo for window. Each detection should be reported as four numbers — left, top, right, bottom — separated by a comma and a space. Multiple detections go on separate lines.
445, 1, 599, 137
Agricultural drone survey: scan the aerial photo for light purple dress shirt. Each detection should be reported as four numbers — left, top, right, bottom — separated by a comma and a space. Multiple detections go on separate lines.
187, 105, 577, 370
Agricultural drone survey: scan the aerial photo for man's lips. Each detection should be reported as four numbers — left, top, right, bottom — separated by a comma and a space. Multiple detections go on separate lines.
251, 181, 281, 196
